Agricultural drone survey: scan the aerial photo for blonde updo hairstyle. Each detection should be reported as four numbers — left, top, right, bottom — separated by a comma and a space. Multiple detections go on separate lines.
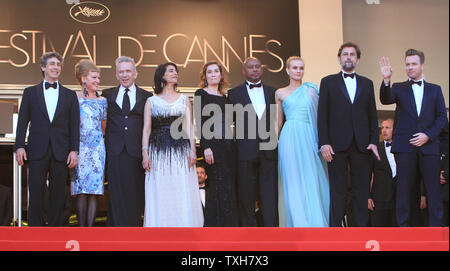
75, 59, 100, 86
285, 56, 304, 69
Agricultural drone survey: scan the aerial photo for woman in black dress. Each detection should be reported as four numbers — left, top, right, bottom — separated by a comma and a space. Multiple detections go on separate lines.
194, 61, 239, 227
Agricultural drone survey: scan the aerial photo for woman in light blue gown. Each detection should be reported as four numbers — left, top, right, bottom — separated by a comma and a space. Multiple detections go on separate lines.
276, 56, 330, 227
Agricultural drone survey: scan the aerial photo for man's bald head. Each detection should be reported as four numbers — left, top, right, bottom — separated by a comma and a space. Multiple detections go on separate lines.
242, 57, 263, 83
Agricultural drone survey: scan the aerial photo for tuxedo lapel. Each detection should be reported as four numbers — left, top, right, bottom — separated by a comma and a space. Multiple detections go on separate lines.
336, 73, 352, 103
240, 83, 252, 105
133, 86, 144, 112
52, 85, 65, 122
36, 83, 50, 122
262, 83, 273, 117
354, 74, 363, 103
402, 81, 419, 120
418, 81, 431, 118
379, 142, 392, 176
109, 86, 120, 110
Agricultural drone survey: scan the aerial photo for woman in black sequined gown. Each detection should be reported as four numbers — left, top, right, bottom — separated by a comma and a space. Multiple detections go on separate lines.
194, 62, 239, 227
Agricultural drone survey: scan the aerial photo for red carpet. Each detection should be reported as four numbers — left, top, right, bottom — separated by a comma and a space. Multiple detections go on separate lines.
0, 227, 448, 251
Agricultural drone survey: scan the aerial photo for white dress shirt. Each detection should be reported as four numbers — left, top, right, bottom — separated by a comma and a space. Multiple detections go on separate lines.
384, 141, 396, 178
199, 186, 206, 207
246, 80, 266, 120
42, 81, 59, 123
116, 84, 137, 110
410, 78, 424, 116
342, 71, 357, 104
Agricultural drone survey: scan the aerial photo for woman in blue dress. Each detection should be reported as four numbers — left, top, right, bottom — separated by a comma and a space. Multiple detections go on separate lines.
276, 56, 330, 227
71, 60, 107, 226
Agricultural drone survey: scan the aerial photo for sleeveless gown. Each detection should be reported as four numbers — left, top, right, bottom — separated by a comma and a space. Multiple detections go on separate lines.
278, 82, 330, 227
144, 94, 204, 227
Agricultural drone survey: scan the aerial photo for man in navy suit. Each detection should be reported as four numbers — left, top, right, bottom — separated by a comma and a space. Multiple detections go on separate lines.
15, 52, 80, 226
318, 42, 380, 227
379, 49, 447, 226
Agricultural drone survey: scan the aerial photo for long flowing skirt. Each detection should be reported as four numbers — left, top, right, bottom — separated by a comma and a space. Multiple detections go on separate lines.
278, 120, 330, 227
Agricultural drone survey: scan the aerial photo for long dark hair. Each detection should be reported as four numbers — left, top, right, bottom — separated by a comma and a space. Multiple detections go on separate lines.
153, 62, 178, 94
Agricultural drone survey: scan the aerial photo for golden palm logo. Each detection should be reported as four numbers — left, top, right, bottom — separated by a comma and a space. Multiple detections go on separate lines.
74, 6, 105, 17
69, 1, 110, 24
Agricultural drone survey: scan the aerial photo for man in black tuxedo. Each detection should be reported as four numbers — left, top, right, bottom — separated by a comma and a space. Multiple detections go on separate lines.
196, 162, 207, 218
368, 118, 398, 226
228, 57, 278, 227
318, 42, 380, 227
102, 56, 152, 226
379, 49, 447, 227
15, 52, 80, 226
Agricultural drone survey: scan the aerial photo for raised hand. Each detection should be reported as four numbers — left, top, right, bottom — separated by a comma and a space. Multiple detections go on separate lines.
379, 57, 392, 82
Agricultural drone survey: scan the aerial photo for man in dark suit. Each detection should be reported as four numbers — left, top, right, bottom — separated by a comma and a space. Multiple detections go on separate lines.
228, 57, 278, 227
101, 56, 152, 226
368, 118, 398, 226
318, 42, 380, 227
379, 49, 447, 227
15, 52, 80, 226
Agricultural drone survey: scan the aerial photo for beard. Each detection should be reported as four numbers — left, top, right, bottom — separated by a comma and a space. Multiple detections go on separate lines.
341, 62, 356, 72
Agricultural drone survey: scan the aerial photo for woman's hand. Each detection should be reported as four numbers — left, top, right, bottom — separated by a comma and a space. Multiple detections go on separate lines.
142, 151, 151, 171
188, 148, 197, 167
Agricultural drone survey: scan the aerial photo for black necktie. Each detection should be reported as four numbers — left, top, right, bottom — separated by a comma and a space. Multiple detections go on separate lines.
343, 73, 355, 79
410, 80, 422, 86
122, 88, 130, 115
385, 142, 392, 147
45, 82, 57, 89
248, 82, 262, 89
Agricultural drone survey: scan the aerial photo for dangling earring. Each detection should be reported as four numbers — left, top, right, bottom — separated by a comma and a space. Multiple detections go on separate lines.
83, 82, 88, 97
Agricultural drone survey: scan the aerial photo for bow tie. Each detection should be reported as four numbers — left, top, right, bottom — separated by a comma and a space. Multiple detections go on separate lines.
409, 80, 422, 86
45, 82, 58, 89
385, 142, 392, 147
343, 73, 355, 79
248, 82, 262, 89
199, 186, 206, 190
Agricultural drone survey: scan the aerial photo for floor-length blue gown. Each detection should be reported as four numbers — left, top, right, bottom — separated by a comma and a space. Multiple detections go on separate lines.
278, 82, 330, 227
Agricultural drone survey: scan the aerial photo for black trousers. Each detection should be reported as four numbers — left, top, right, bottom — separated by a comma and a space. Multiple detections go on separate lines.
328, 140, 371, 227
395, 150, 443, 227
237, 151, 278, 227
371, 181, 397, 227
28, 144, 68, 226
106, 147, 144, 226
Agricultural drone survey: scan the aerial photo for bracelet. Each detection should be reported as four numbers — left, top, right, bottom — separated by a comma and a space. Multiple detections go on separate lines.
142, 146, 149, 150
